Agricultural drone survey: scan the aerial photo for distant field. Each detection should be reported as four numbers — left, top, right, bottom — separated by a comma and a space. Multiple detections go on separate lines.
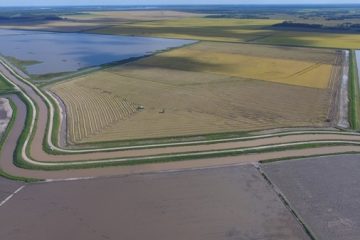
89, 18, 282, 43
3, 10, 360, 49
66, 10, 207, 21
88, 17, 360, 49
51, 42, 341, 144
254, 31, 360, 49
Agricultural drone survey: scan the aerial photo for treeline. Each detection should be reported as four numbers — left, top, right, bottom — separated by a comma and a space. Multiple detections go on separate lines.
273, 21, 360, 32
205, 14, 270, 19
0, 14, 63, 22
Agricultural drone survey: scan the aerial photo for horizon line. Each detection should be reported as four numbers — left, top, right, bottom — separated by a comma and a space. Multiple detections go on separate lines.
1, 3, 360, 7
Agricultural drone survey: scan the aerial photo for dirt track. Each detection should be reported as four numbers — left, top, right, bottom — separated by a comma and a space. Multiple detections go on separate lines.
1, 60, 360, 180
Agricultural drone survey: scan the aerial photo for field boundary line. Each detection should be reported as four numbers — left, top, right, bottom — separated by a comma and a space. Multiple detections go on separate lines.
0, 185, 25, 208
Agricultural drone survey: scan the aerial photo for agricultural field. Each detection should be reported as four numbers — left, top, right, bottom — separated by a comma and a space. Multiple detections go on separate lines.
51, 42, 342, 144
262, 155, 360, 240
89, 18, 282, 43
88, 17, 360, 49
254, 31, 360, 50
0, 165, 310, 240
3, 9, 360, 49
65, 10, 207, 22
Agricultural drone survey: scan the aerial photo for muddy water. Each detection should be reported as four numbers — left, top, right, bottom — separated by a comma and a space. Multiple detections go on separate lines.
0, 29, 195, 75
0, 165, 310, 240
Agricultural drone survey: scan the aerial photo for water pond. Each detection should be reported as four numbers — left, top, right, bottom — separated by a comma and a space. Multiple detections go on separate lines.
0, 29, 194, 75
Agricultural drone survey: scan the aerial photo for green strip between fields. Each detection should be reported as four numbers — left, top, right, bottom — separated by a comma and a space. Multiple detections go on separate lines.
349, 50, 360, 130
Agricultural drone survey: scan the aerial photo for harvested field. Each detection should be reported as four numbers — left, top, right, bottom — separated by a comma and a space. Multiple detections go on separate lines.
51, 42, 342, 144
0, 165, 310, 240
262, 154, 360, 240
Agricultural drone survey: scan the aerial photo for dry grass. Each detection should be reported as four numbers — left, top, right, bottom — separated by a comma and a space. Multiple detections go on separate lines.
51, 42, 339, 144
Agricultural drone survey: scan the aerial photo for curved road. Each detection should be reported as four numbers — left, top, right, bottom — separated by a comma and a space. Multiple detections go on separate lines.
1, 61, 360, 180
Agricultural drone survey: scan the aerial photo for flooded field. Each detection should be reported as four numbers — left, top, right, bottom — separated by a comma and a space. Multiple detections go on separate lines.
263, 154, 360, 240
0, 29, 194, 75
0, 165, 309, 240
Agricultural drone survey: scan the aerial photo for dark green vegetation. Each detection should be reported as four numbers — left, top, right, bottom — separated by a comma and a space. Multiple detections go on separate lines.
349, 50, 360, 130
0, 75, 13, 93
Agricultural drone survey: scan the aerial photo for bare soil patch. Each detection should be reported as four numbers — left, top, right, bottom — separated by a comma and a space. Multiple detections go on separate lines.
0, 165, 309, 240
263, 154, 360, 240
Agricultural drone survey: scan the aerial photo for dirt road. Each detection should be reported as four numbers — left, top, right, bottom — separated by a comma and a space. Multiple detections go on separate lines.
1, 60, 360, 180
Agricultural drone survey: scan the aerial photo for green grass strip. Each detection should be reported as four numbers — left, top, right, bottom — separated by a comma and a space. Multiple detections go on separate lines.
349, 50, 360, 130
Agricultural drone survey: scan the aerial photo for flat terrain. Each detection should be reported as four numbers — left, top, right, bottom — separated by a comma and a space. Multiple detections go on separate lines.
0, 177, 22, 203
263, 155, 360, 240
0, 165, 309, 240
66, 10, 207, 21
89, 17, 360, 49
90, 18, 282, 43
3, 10, 360, 49
52, 41, 341, 144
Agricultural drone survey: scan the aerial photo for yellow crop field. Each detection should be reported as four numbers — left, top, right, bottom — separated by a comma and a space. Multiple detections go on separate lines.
137, 46, 333, 89
254, 31, 360, 49
51, 42, 341, 144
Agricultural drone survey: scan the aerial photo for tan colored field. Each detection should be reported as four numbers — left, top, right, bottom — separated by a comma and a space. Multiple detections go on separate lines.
66, 11, 206, 22
51, 42, 341, 144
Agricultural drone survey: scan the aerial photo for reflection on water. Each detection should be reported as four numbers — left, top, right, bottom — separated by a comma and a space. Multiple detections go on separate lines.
0, 29, 195, 75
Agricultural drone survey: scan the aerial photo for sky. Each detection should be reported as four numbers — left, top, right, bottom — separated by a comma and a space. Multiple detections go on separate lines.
0, 0, 359, 7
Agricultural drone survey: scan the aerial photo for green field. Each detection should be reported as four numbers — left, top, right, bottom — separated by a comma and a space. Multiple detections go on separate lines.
0, 75, 13, 93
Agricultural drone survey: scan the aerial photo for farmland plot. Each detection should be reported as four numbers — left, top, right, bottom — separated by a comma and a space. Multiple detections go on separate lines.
51, 42, 342, 144
262, 155, 360, 240
0, 165, 310, 240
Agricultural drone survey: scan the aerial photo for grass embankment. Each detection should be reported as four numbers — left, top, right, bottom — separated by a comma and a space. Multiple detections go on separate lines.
0, 98, 38, 182
0, 75, 15, 94
4, 56, 40, 74
349, 50, 360, 130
